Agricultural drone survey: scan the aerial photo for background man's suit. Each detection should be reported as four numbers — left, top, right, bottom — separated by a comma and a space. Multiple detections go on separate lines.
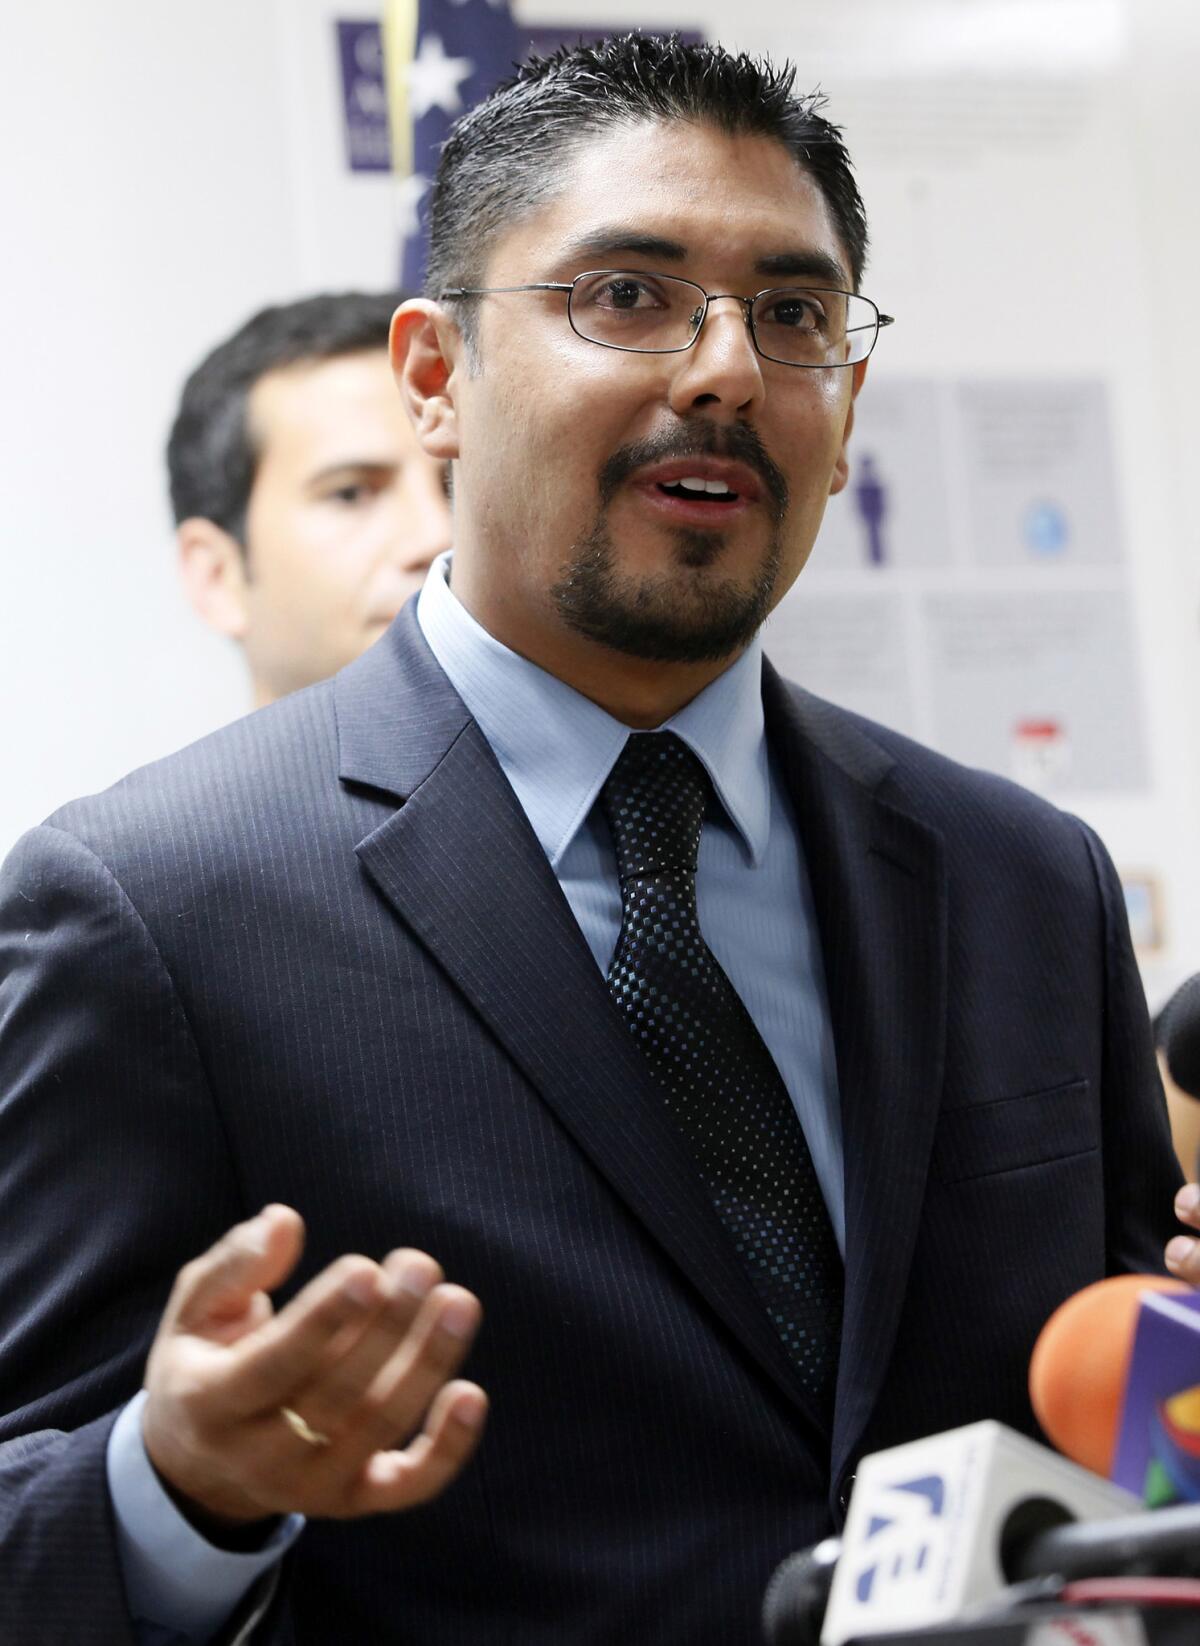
0, 605, 1181, 1644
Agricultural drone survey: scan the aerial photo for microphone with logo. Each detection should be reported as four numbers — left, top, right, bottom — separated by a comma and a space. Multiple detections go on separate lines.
762, 1274, 1200, 1645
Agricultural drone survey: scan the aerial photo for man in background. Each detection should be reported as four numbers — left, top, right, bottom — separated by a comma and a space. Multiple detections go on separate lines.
170, 292, 451, 706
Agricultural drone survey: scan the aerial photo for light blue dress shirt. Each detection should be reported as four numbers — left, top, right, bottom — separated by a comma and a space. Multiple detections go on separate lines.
108, 551, 844, 1642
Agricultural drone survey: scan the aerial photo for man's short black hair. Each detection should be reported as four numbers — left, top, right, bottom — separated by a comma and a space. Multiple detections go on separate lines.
167, 291, 401, 543
427, 34, 869, 317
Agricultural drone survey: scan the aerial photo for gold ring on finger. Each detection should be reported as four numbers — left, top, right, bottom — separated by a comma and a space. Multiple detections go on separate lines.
279, 1405, 331, 1448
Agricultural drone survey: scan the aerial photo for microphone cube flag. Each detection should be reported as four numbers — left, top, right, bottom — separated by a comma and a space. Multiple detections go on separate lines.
1112, 1289, 1200, 1506
820, 1421, 1137, 1645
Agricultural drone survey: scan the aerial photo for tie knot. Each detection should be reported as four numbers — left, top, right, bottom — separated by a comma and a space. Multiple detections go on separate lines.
601, 732, 710, 880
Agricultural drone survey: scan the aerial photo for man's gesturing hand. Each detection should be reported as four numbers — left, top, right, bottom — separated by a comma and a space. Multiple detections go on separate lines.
141, 1205, 487, 1528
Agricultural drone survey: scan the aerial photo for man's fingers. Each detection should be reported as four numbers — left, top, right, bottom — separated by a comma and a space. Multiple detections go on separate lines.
1167, 1184, 1200, 1282
1174, 1183, 1200, 1229
278, 1250, 444, 1437
349, 1380, 489, 1516
310, 1282, 481, 1470
358, 1284, 482, 1442
223, 1250, 400, 1413
223, 1277, 482, 1514
168, 1205, 304, 1335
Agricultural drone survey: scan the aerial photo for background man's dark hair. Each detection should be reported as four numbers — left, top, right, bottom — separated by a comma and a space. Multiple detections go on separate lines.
167, 291, 402, 544
427, 34, 869, 331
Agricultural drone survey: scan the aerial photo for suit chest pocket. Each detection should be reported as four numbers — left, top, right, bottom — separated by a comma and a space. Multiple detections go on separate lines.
929, 1078, 1096, 1184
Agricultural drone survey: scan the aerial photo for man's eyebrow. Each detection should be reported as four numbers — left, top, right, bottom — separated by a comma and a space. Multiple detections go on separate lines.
554, 232, 850, 290
556, 230, 689, 267
755, 250, 850, 287
306, 460, 398, 486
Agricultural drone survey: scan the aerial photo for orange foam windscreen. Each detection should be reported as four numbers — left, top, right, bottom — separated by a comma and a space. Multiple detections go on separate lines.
1029, 1274, 1188, 1476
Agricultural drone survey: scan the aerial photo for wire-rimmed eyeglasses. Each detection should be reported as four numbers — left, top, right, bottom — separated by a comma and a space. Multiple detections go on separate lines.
439, 269, 893, 368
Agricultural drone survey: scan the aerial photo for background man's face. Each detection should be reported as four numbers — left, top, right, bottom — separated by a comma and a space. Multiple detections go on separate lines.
237, 347, 451, 703
445, 119, 863, 672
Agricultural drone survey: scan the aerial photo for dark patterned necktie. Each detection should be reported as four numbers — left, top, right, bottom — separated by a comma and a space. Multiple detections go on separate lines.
601, 731, 843, 1407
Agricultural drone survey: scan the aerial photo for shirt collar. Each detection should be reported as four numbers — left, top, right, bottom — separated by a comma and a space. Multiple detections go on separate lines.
416, 551, 771, 869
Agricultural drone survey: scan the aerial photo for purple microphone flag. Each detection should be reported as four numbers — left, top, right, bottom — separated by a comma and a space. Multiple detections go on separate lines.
1113, 1288, 1200, 1504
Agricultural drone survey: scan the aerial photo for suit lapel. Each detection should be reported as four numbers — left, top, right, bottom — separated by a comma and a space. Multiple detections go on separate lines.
336, 612, 825, 1424
764, 668, 948, 1481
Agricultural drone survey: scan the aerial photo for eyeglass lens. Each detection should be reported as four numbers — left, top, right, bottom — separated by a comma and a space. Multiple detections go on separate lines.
567, 271, 878, 366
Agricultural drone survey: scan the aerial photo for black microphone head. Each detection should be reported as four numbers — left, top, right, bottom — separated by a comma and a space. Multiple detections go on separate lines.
762, 1538, 840, 1646
1159, 974, 1200, 1100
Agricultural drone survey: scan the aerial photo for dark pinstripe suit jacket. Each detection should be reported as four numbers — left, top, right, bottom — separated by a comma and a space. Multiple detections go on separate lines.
0, 606, 1181, 1644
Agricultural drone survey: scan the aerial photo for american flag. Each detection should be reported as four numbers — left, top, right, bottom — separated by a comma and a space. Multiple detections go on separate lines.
383, 0, 521, 293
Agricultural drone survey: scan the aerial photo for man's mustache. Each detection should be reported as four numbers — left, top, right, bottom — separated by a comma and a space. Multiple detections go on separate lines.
598, 422, 790, 522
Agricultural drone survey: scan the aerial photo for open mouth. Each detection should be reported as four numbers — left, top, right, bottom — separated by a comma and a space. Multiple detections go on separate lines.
655, 477, 741, 505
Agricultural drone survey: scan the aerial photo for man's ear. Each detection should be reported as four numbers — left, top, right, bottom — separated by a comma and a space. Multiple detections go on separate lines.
391, 299, 461, 462
177, 518, 251, 640
828, 358, 869, 497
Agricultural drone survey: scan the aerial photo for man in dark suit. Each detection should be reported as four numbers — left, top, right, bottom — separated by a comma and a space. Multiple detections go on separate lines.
0, 35, 1192, 1646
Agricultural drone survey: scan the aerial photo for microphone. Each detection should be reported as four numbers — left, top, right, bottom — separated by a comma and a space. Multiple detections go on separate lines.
794, 1420, 1138, 1644
1008, 1498, 1200, 1583
1029, 1273, 1187, 1478
765, 1276, 1200, 1644
761, 1537, 840, 1646
761, 1429, 1200, 1644
1158, 972, 1200, 1099
1030, 1273, 1200, 1509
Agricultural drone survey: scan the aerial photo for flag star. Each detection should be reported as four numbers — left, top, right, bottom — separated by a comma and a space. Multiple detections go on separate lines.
396, 172, 430, 238
407, 33, 474, 120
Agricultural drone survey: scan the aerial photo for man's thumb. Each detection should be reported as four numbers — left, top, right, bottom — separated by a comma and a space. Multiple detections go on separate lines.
168, 1204, 304, 1333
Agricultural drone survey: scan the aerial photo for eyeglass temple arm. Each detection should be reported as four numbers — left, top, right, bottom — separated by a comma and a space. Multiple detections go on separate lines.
439, 284, 574, 297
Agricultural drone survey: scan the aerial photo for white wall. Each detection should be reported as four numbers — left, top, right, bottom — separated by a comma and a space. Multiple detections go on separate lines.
1125, 0, 1200, 1001
2, 3, 295, 831
2, 0, 1198, 1001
